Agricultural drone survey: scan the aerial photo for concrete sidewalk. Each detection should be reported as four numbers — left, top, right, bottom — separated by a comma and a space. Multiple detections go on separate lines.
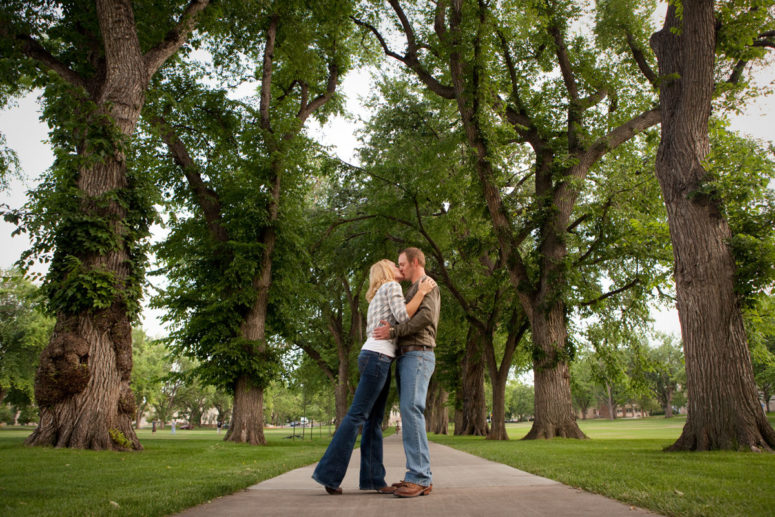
175, 433, 657, 516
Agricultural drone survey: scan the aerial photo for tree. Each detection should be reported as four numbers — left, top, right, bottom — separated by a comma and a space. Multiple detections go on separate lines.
646, 333, 685, 418
0, 269, 53, 410
506, 380, 534, 422
748, 295, 775, 412
130, 329, 170, 428
141, 1, 357, 444
150, 367, 183, 429
585, 311, 655, 420
210, 389, 233, 427
649, 0, 775, 450
570, 355, 596, 419
175, 374, 216, 428
355, 0, 663, 439
1, 0, 211, 450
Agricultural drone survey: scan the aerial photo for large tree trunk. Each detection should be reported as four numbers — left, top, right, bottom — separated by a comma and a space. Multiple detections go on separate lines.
225, 375, 265, 445
454, 329, 488, 436
651, 1, 775, 452
27, 306, 139, 450
524, 304, 586, 440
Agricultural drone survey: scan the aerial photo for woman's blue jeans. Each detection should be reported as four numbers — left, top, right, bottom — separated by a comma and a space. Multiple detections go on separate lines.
312, 350, 392, 490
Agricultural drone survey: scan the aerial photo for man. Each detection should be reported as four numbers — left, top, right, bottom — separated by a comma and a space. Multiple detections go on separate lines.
372, 247, 440, 498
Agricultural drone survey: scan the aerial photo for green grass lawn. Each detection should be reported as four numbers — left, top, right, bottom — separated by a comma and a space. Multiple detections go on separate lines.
430, 414, 775, 517
0, 426, 335, 517
3, 417, 774, 517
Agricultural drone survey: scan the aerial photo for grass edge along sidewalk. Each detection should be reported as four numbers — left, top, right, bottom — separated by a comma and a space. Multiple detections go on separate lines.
430, 415, 775, 517
0, 427, 337, 517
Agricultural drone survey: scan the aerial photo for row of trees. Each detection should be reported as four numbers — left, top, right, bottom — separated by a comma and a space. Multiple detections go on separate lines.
1, 0, 774, 451
1, 267, 772, 436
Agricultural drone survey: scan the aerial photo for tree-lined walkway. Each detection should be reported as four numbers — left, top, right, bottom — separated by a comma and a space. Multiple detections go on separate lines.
175, 433, 656, 516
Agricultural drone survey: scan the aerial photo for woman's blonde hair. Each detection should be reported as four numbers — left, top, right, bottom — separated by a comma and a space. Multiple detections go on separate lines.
366, 259, 396, 302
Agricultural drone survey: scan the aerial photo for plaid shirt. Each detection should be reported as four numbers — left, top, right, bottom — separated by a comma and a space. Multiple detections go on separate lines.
366, 281, 409, 341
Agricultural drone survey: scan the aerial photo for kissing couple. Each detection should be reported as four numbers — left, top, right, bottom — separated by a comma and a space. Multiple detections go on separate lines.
312, 247, 440, 498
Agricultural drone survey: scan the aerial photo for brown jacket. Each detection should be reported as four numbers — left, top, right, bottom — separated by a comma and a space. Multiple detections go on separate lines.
390, 276, 440, 348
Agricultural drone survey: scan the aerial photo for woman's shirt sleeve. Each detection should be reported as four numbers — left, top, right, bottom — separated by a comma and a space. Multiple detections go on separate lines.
386, 281, 410, 323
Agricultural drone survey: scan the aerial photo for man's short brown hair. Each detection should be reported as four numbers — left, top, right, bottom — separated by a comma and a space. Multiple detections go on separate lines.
400, 247, 426, 267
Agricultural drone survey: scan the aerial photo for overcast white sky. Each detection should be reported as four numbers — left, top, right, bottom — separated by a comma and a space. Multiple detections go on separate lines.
1, 55, 774, 339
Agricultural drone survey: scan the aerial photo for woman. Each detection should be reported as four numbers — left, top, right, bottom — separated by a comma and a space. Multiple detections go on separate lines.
312, 259, 436, 495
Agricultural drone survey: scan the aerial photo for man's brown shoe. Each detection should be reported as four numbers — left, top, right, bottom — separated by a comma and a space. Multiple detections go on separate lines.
324, 486, 342, 495
377, 481, 405, 494
393, 482, 432, 498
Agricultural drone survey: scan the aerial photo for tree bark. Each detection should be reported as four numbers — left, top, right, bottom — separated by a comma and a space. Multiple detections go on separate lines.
651, 1, 775, 452
224, 375, 265, 445
523, 304, 586, 439
454, 329, 488, 436
27, 306, 139, 450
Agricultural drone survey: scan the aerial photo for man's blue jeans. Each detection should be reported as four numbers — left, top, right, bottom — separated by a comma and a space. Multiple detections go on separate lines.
396, 349, 435, 486
312, 350, 392, 490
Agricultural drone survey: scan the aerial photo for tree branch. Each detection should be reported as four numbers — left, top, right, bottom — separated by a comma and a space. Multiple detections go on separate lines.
580, 278, 640, 307
625, 31, 658, 87
352, 3, 456, 99
499, 311, 528, 379
296, 342, 336, 383
410, 198, 485, 332
549, 23, 578, 102
5, 30, 89, 91
144, 0, 210, 76
259, 15, 279, 133
311, 215, 378, 252
579, 108, 661, 173
297, 63, 339, 124
350, 16, 405, 61
579, 88, 609, 110
149, 115, 228, 243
